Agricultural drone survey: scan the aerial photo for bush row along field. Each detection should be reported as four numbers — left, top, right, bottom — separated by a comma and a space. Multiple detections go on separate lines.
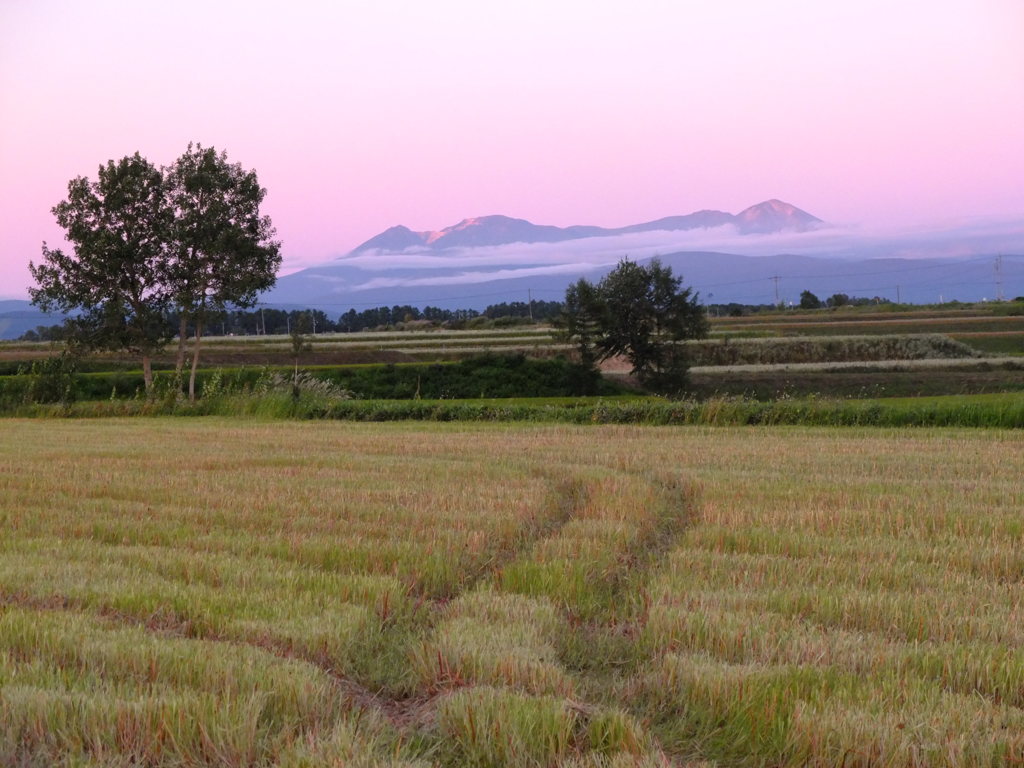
7, 348, 1021, 411
2, 419, 1024, 766
0, 356, 622, 407
12, 391, 1024, 428
687, 368, 1024, 401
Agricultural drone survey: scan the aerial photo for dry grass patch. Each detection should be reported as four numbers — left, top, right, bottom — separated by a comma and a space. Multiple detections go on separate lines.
2, 420, 1022, 766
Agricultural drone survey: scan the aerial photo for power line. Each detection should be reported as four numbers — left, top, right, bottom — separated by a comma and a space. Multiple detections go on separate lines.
692, 254, 998, 291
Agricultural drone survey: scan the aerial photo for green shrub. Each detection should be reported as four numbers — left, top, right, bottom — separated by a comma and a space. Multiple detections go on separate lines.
13, 352, 78, 405
2, 355, 619, 404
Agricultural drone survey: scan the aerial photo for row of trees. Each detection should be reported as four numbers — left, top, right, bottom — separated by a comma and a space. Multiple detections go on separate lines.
19, 299, 567, 342
29, 146, 280, 397
336, 300, 563, 332
799, 290, 894, 309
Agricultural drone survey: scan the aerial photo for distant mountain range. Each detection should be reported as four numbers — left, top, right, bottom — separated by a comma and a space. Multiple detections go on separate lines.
350, 199, 824, 255
3, 200, 1021, 339
0, 300, 65, 341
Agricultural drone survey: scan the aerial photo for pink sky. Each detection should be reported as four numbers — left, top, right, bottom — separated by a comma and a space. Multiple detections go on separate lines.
1, 0, 1022, 298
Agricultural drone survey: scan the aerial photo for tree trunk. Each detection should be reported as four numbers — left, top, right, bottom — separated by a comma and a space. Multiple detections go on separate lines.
188, 320, 203, 401
175, 314, 188, 376
142, 355, 154, 396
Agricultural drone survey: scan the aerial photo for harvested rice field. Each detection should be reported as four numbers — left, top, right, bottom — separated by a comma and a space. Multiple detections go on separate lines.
1, 419, 1022, 766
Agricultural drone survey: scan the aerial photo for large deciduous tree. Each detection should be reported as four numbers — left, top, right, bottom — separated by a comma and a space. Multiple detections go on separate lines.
29, 153, 174, 393
166, 143, 281, 399
557, 258, 708, 393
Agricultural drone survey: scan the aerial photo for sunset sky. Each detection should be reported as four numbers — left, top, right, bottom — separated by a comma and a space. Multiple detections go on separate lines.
1, 0, 1022, 298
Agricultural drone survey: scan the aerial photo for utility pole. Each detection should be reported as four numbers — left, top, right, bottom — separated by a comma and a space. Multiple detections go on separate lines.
896, 285, 901, 304
527, 289, 534, 322
260, 307, 266, 335
770, 276, 781, 306
312, 313, 317, 335
996, 255, 1005, 302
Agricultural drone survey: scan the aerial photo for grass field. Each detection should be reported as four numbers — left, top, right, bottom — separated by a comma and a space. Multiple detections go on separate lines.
2, 419, 1023, 766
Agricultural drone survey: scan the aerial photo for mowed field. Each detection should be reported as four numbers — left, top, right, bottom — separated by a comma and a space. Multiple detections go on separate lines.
2, 420, 1023, 766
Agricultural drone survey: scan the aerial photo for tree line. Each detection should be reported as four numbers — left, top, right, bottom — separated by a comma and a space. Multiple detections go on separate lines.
18, 299, 568, 343
338, 299, 564, 331
799, 290, 894, 309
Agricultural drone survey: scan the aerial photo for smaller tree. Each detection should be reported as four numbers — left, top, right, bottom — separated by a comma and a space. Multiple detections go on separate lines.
557, 258, 708, 393
29, 153, 174, 393
827, 292, 850, 308
799, 290, 822, 309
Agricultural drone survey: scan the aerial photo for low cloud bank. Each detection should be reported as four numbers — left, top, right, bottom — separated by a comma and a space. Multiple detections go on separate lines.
307, 217, 1023, 291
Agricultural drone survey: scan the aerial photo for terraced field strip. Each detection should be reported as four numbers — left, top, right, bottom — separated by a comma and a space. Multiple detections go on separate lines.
712, 308, 1007, 326
950, 331, 1024, 356
690, 356, 1023, 374
0, 327, 565, 368
688, 366, 1024, 401
2, 420, 1023, 766
197, 335, 559, 352
713, 314, 1024, 337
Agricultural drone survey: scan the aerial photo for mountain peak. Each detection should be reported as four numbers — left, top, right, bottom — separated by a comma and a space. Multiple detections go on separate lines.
734, 199, 823, 234
353, 224, 427, 253
345, 200, 826, 256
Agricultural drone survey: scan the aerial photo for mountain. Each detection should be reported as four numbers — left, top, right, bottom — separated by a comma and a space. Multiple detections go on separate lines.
348, 200, 822, 255
255, 203, 1021, 314
0, 300, 66, 340
733, 200, 823, 234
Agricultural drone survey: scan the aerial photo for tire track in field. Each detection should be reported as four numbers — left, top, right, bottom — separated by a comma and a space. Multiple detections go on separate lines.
0, 472, 595, 736
408, 467, 699, 766
558, 470, 700, 768
456, 472, 589, 595
0, 471, 698, 765
554, 470, 700, 673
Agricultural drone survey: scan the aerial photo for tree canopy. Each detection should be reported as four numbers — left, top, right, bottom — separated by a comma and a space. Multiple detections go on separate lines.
557, 258, 708, 393
166, 144, 281, 398
799, 290, 823, 309
29, 146, 280, 395
29, 153, 174, 391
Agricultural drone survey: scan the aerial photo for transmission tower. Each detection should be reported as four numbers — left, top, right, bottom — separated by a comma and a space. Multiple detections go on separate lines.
995, 255, 1005, 302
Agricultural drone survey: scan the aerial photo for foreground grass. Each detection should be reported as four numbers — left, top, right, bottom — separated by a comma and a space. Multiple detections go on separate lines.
2, 420, 1023, 765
